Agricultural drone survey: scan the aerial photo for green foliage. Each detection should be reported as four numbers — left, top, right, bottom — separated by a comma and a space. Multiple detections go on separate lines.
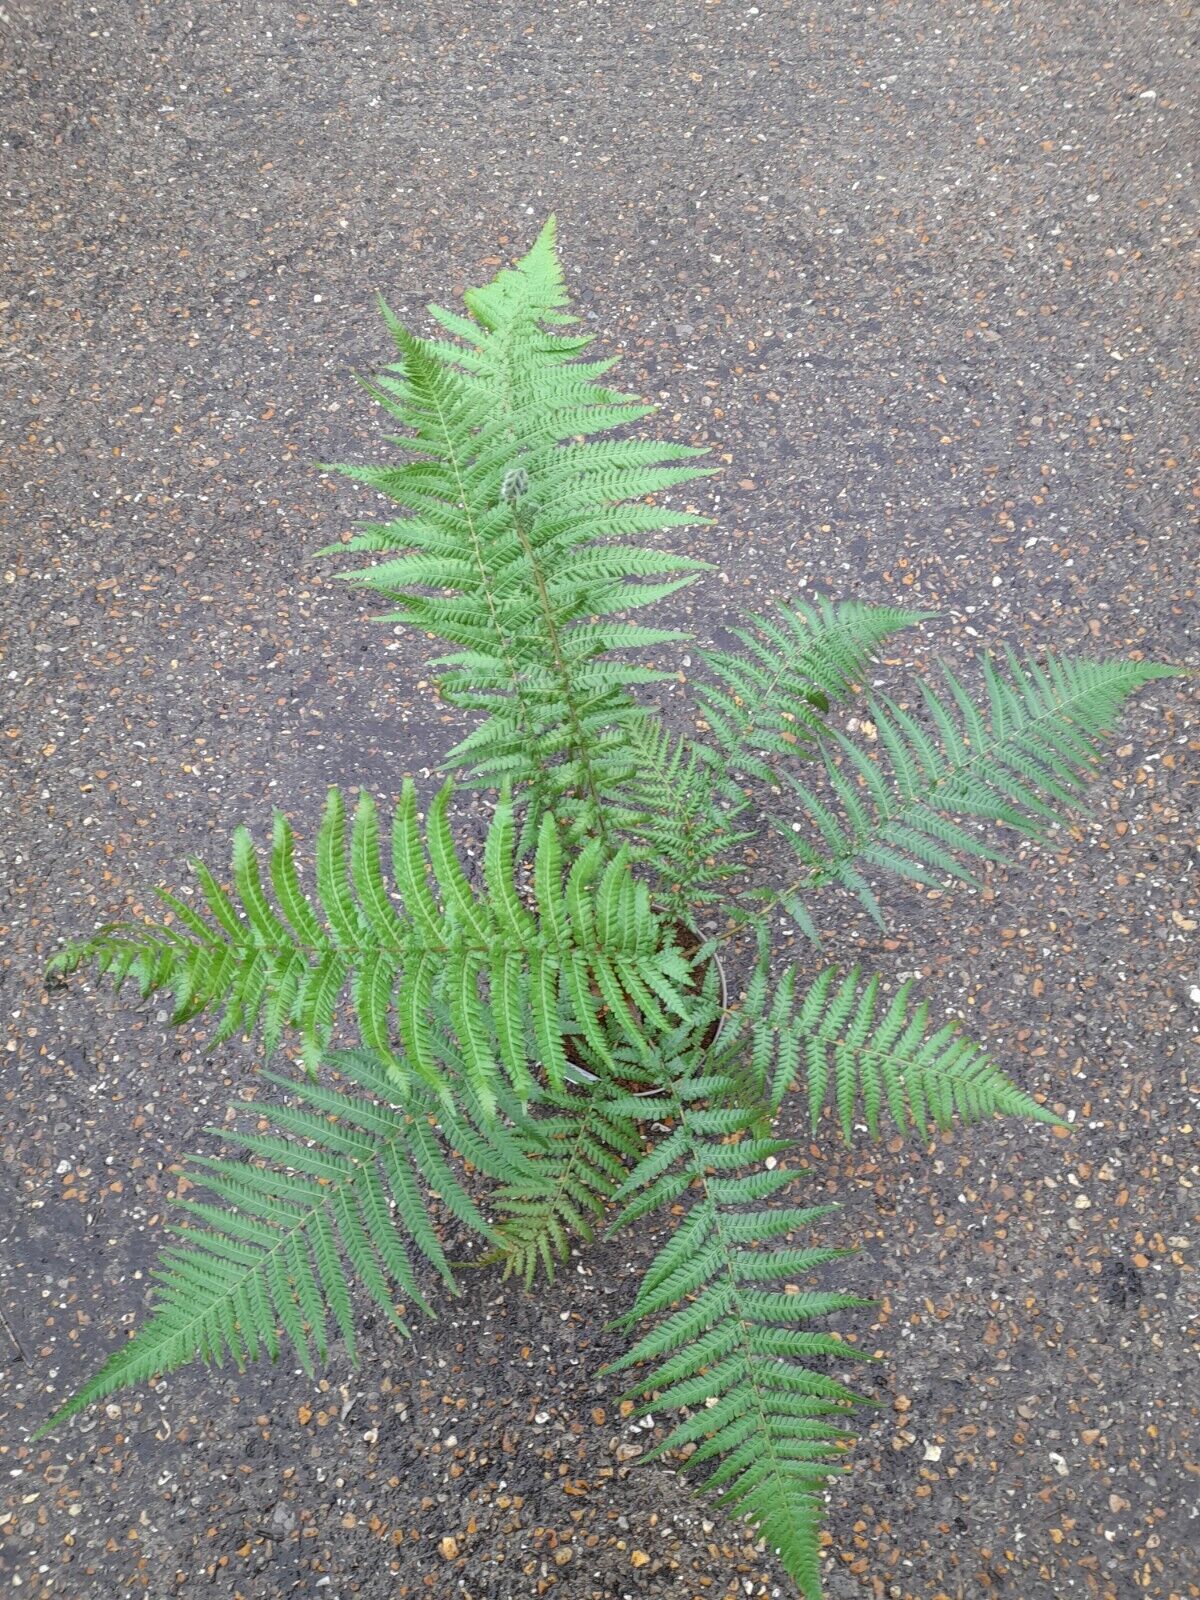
728, 963, 1065, 1141
39, 221, 1180, 1597
604, 1065, 875, 1599
32, 1050, 500, 1439
776, 651, 1177, 925
48, 781, 692, 1113
618, 712, 756, 915
317, 215, 716, 842
694, 597, 930, 783
488, 1083, 643, 1286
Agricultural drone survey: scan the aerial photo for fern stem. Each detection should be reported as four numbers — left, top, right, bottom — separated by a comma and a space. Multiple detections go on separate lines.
483, 304, 624, 847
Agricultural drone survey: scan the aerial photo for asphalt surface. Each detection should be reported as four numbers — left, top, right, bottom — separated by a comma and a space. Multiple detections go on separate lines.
2, 2, 1197, 1598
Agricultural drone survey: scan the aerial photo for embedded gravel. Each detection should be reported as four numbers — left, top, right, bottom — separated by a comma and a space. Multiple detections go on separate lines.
2, 3, 1197, 1599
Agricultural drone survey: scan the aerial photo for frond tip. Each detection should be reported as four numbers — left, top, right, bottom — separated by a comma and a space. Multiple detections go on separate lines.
618, 713, 755, 911
730, 964, 1066, 1140
489, 1085, 643, 1286
781, 652, 1180, 921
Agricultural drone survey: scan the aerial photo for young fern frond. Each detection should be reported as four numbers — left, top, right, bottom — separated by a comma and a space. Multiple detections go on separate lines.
616, 714, 756, 917
725, 964, 1062, 1141
774, 652, 1179, 925
32, 1051, 506, 1441
604, 1069, 876, 1600
694, 598, 931, 784
488, 1084, 644, 1287
320, 216, 717, 836
48, 781, 692, 1113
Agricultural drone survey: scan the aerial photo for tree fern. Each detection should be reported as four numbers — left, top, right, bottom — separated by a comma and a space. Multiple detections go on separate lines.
604, 1068, 876, 1600
38, 220, 1182, 1599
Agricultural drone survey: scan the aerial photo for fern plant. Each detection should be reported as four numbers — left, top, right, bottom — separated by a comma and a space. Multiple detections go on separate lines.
37, 218, 1181, 1598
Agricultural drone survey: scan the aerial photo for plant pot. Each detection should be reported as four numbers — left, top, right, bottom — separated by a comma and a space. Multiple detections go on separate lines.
563, 926, 728, 1097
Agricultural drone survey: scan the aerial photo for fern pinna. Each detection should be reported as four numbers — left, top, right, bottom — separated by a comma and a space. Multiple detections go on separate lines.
39, 217, 1180, 1598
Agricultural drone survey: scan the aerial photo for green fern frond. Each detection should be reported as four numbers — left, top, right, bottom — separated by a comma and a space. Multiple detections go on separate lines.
724, 964, 1064, 1140
617, 714, 756, 915
47, 782, 691, 1111
695, 599, 931, 784
32, 1050, 505, 1440
318, 217, 717, 834
777, 653, 1179, 922
604, 1067, 876, 1599
488, 1083, 644, 1287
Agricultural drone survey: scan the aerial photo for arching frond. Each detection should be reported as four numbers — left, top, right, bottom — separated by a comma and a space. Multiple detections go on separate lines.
47, 782, 693, 1112
604, 1067, 876, 1600
724, 964, 1063, 1140
778, 653, 1179, 922
32, 1050, 507, 1440
694, 598, 930, 783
